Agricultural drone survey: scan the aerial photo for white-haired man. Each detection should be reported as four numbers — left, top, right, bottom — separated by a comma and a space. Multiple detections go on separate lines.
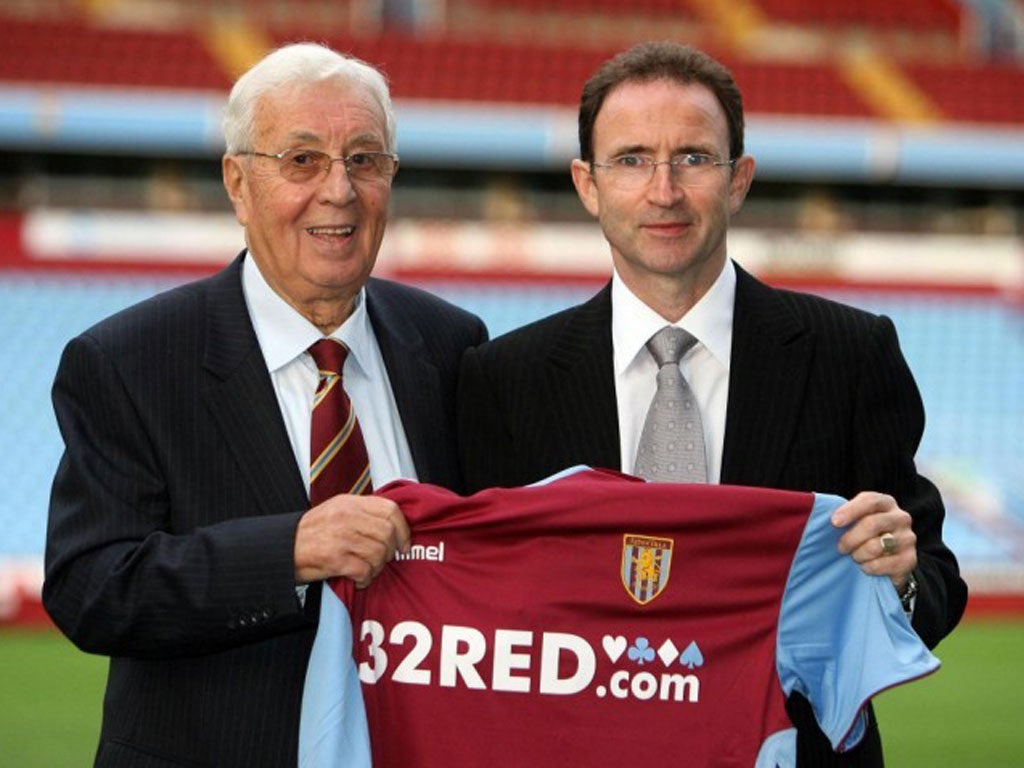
44, 43, 487, 767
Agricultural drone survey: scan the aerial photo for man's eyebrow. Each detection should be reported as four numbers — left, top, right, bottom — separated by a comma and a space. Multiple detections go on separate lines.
606, 144, 651, 157
275, 130, 322, 146
277, 131, 386, 150
604, 143, 718, 158
673, 143, 717, 156
347, 132, 386, 149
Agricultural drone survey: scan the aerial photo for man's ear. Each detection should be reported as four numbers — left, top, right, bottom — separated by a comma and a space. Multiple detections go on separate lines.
570, 159, 601, 218
222, 154, 249, 226
727, 155, 756, 215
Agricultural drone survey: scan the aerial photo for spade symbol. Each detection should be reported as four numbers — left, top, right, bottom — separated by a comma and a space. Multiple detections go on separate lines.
680, 641, 704, 669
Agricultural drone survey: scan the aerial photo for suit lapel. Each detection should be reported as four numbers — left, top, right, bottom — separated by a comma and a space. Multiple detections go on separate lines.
542, 285, 621, 471
721, 265, 814, 488
366, 281, 452, 486
201, 255, 309, 515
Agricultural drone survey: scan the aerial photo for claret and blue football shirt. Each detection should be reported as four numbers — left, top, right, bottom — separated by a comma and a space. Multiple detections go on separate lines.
299, 467, 938, 767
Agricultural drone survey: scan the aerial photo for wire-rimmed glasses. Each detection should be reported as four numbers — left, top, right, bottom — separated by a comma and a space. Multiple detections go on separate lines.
238, 148, 399, 184
591, 153, 735, 189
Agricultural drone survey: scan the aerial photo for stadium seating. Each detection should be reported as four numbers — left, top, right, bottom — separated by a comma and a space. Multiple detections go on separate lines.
0, 0, 1021, 624
0, 17, 228, 90
754, 0, 962, 34
0, 17, 909, 121
468, 0, 697, 13
728, 58, 873, 118
903, 60, 1024, 124
309, 33, 610, 105
0, 3, 1021, 125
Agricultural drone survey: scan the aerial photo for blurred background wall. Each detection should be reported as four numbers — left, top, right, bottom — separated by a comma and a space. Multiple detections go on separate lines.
1, 0, 1022, 620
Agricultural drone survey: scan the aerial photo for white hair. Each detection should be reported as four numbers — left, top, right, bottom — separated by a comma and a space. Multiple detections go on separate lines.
222, 42, 396, 154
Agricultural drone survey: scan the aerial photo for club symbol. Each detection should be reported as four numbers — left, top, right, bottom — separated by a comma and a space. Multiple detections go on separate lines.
628, 637, 656, 666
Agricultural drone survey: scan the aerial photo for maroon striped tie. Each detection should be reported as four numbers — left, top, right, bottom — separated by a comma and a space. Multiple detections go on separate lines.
308, 339, 372, 505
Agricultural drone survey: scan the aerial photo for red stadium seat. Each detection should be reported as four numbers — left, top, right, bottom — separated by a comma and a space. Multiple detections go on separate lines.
754, 0, 962, 34
903, 61, 1024, 124
729, 58, 875, 118
466, 0, 697, 17
0, 17, 229, 90
0, 8, 1019, 128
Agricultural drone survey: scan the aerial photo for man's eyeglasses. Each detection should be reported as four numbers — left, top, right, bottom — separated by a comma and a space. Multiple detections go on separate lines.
237, 148, 399, 184
591, 153, 735, 189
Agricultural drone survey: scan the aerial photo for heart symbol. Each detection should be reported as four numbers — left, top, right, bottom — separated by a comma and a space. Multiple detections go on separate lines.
602, 635, 627, 663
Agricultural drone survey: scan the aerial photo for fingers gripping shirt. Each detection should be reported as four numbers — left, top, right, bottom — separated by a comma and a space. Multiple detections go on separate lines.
299, 468, 938, 767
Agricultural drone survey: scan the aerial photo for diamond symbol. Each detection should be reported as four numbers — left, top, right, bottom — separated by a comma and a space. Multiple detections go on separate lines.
658, 639, 679, 667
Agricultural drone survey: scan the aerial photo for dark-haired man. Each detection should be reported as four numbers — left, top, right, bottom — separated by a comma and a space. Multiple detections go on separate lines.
458, 41, 965, 766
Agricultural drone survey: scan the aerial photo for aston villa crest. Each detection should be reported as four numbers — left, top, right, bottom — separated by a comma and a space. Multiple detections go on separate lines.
621, 534, 674, 605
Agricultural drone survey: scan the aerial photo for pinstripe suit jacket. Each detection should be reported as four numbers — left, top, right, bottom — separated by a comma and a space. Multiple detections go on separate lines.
44, 253, 487, 767
458, 261, 966, 767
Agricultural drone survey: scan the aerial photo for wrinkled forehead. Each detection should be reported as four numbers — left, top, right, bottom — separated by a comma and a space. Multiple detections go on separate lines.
253, 78, 389, 149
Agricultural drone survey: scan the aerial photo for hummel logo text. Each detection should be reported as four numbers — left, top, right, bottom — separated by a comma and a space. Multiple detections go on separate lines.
394, 542, 446, 562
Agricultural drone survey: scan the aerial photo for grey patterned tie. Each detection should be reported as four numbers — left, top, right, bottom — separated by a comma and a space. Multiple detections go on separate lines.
633, 326, 707, 483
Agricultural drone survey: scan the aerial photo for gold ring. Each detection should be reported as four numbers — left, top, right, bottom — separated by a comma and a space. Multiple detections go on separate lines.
880, 532, 897, 556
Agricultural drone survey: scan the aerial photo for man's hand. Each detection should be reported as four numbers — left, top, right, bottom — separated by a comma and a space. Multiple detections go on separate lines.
832, 491, 917, 593
294, 495, 411, 587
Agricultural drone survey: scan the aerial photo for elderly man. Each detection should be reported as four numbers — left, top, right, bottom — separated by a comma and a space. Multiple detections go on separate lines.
44, 43, 486, 767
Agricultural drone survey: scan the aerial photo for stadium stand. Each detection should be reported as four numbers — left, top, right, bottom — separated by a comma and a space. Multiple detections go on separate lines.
0, 0, 1022, 624
729, 58, 874, 117
754, 0, 963, 34
903, 59, 1024, 124
469, 0, 700, 13
0, 16, 229, 90
0, 3, 1021, 123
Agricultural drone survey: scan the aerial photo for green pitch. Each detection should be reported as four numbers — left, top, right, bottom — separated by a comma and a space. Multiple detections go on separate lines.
0, 627, 106, 766
873, 618, 1024, 766
1, 619, 1022, 766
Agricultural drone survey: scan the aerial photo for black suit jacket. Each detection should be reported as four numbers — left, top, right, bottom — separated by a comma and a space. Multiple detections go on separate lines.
458, 262, 967, 766
44, 254, 487, 767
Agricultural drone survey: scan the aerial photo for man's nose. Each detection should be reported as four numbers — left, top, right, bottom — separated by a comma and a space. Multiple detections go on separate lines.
647, 161, 685, 205
318, 159, 357, 204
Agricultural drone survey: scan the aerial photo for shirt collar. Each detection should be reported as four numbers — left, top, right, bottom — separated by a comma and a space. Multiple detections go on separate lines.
242, 251, 373, 376
612, 259, 735, 376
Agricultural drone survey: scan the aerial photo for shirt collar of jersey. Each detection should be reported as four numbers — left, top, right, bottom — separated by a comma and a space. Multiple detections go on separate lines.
241, 250, 373, 378
611, 258, 735, 377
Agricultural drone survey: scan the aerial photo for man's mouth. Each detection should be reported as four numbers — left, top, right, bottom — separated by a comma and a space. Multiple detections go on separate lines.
644, 221, 691, 232
307, 226, 356, 236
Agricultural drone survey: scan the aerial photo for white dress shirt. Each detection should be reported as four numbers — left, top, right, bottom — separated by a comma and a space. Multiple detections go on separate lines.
612, 260, 735, 483
241, 253, 417, 494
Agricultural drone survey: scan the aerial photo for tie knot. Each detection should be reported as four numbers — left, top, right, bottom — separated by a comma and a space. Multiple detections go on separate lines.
646, 326, 697, 368
308, 338, 350, 377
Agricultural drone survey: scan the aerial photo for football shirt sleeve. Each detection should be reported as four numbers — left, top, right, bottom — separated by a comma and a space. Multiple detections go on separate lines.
298, 580, 372, 768
775, 493, 940, 751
